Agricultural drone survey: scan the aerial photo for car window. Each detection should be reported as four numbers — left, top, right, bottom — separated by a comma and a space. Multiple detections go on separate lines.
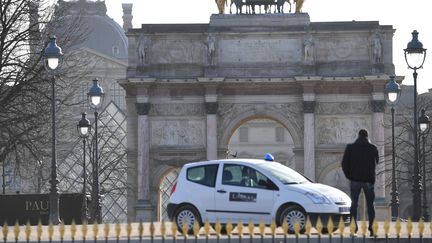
222, 164, 273, 189
256, 162, 310, 184
222, 164, 242, 186
187, 164, 218, 187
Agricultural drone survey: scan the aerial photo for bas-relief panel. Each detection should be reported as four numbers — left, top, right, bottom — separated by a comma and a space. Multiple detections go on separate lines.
151, 120, 205, 146
218, 39, 302, 63
149, 104, 204, 116
151, 40, 205, 64
316, 116, 371, 145
316, 102, 371, 115
316, 37, 369, 62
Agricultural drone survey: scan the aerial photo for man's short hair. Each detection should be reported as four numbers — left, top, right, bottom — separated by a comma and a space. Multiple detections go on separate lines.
359, 129, 368, 138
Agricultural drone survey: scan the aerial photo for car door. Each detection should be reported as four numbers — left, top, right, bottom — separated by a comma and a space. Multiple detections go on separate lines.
213, 163, 276, 224
184, 164, 219, 222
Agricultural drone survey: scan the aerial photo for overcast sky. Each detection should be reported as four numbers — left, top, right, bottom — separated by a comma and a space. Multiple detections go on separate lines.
104, 0, 431, 94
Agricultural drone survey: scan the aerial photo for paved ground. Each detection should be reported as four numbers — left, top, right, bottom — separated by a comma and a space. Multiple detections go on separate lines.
1, 222, 431, 241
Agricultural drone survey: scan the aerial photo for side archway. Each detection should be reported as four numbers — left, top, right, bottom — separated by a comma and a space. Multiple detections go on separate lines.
317, 162, 350, 193
156, 165, 180, 221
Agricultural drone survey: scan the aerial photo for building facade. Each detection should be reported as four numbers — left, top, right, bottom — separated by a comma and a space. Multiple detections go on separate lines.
120, 13, 397, 221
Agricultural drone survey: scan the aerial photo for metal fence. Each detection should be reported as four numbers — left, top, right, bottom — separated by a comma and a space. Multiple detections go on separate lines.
1, 218, 431, 243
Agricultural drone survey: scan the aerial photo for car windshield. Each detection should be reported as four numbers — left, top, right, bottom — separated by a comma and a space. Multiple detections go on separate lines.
256, 162, 310, 185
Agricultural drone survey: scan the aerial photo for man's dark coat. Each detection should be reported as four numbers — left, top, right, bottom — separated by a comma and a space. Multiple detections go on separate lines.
342, 137, 379, 183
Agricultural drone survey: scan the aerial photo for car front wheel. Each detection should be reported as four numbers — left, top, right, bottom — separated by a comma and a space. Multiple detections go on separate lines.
174, 205, 202, 234
279, 205, 307, 234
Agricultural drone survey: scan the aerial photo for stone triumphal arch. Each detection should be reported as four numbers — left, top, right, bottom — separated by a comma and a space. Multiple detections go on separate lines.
120, 13, 396, 221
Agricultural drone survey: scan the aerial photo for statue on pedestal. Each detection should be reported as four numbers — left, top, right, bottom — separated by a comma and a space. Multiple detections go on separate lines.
276, 0, 292, 13
226, 0, 296, 15
206, 34, 216, 66
303, 34, 314, 64
230, 0, 244, 14
137, 35, 148, 65
294, 0, 305, 13
371, 31, 382, 64
215, 0, 228, 14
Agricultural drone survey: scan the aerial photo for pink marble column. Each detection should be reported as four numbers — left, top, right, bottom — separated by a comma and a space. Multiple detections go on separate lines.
205, 102, 218, 160
303, 100, 316, 180
135, 102, 152, 220
371, 100, 386, 199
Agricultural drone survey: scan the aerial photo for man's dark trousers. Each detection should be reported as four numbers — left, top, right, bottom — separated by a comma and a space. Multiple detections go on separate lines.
350, 181, 375, 231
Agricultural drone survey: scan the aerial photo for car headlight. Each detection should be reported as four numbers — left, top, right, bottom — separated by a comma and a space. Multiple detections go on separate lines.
305, 192, 331, 204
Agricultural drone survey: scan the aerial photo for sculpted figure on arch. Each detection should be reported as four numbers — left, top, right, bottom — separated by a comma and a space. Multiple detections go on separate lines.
137, 34, 148, 65
372, 31, 382, 64
206, 34, 216, 66
294, 0, 305, 13
303, 34, 314, 64
215, 0, 228, 14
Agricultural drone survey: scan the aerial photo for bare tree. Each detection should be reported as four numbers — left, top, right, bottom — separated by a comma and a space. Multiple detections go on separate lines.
391, 93, 432, 185
382, 88, 432, 217
0, 0, 90, 193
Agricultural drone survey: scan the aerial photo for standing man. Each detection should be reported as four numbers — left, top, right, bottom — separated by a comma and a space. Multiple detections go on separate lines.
342, 129, 379, 236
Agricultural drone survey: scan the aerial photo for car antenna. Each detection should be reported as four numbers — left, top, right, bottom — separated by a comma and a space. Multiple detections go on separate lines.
226, 149, 237, 159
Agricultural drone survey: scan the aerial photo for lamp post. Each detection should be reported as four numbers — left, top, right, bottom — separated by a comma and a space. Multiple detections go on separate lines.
77, 112, 91, 222
87, 79, 104, 223
419, 109, 430, 221
1, 142, 5, 194
404, 30, 427, 221
43, 36, 63, 224
2, 157, 5, 195
385, 75, 401, 220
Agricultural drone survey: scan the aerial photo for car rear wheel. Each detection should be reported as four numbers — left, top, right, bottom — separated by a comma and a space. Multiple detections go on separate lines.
279, 205, 306, 234
174, 205, 202, 234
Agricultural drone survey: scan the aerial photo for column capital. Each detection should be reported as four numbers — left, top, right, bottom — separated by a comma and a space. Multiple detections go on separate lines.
371, 100, 386, 113
205, 102, 218, 114
204, 84, 219, 103
204, 84, 219, 93
136, 102, 150, 115
303, 101, 316, 113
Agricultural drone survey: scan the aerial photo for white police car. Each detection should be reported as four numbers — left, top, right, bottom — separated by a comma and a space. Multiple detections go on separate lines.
167, 157, 351, 233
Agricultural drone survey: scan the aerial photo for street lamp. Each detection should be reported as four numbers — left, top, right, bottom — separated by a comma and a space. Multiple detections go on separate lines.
2, 159, 5, 195
404, 30, 427, 221
418, 109, 430, 221
43, 36, 63, 224
77, 112, 91, 222
87, 79, 104, 223
385, 75, 401, 220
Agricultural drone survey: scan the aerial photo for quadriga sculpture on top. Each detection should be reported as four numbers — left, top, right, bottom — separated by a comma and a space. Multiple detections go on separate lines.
227, 0, 306, 15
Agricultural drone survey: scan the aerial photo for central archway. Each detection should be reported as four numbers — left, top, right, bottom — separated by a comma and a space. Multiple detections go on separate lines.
227, 118, 296, 167
217, 103, 303, 172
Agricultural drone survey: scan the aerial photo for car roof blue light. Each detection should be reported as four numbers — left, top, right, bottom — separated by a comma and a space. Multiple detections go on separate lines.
264, 153, 274, 161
